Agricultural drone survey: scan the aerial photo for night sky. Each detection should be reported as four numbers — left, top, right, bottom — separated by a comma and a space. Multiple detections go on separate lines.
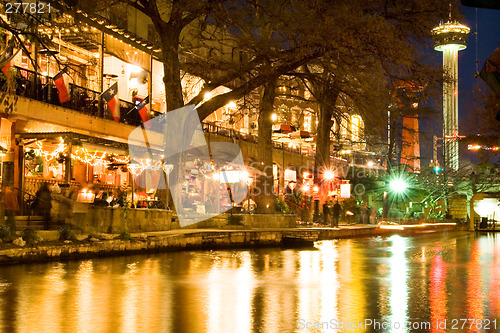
418, 4, 500, 166
458, 3, 500, 120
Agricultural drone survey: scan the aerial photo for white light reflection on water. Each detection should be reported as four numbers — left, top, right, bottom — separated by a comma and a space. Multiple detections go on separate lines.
121, 262, 140, 332
388, 235, 409, 332
17, 262, 67, 332
297, 250, 316, 323
74, 260, 95, 332
206, 252, 255, 333
233, 252, 254, 333
317, 240, 339, 329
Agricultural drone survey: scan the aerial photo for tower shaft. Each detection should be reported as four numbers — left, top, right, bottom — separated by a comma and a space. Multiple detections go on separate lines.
432, 21, 470, 172
442, 45, 460, 171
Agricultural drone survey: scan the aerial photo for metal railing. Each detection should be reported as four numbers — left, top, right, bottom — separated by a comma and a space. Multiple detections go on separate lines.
201, 122, 316, 156
1, 66, 162, 127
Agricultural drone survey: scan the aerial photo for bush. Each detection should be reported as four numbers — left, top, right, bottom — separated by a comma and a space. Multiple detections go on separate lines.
58, 226, 77, 242
275, 197, 292, 214
118, 230, 132, 240
227, 214, 244, 225
21, 228, 40, 247
87, 232, 99, 240
0, 225, 13, 242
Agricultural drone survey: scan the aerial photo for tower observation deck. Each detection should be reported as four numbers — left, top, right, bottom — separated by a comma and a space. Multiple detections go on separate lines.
431, 21, 470, 171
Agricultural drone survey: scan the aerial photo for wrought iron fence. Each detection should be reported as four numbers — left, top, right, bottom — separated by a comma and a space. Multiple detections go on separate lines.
1, 66, 162, 126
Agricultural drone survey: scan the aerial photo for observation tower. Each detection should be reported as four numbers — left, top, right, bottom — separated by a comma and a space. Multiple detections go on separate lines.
431, 21, 470, 171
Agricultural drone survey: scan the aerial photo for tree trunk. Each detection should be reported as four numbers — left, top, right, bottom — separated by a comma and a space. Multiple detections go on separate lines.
254, 80, 277, 213
160, 28, 184, 112
313, 84, 338, 217
314, 87, 338, 184
159, 27, 184, 213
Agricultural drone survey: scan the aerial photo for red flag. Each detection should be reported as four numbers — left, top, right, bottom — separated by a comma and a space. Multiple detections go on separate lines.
53, 71, 70, 103
1, 62, 11, 78
136, 95, 151, 126
102, 82, 120, 122
0, 46, 19, 79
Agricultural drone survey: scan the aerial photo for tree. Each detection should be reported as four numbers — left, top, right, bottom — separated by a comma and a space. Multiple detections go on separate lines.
1, 0, 456, 216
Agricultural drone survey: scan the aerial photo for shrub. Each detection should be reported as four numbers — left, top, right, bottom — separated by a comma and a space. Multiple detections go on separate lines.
227, 214, 244, 225
21, 228, 39, 247
58, 226, 77, 242
87, 232, 99, 240
275, 197, 292, 214
0, 225, 13, 242
118, 230, 132, 240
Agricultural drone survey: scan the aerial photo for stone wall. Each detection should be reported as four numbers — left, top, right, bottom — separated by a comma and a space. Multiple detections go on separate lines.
69, 207, 177, 233
187, 213, 297, 229
68, 208, 297, 233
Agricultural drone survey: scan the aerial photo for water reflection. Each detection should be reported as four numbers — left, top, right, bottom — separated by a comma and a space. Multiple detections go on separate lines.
0, 232, 499, 332
388, 236, 408, 332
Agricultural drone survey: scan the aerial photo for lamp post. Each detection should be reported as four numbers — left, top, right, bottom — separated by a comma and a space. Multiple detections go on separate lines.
384, 175, 409, 219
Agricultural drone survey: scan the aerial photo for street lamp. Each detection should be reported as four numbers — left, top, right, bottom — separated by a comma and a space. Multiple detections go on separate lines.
389, 178, 408, 194
323, 170, 335, 181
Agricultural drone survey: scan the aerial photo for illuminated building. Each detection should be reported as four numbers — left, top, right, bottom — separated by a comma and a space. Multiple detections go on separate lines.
389, 81, 422, 172
432, 21, 470, 171
0, 2, 375, 227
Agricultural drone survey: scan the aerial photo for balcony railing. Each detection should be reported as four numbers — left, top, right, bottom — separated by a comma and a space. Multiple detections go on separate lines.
201, 122, 316, 157
3, 66, 320, 158
1, 66, 162, 127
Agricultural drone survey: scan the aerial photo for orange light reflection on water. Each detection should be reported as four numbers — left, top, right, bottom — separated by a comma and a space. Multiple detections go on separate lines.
429, 249, 447, 333
466, 245, 483, 331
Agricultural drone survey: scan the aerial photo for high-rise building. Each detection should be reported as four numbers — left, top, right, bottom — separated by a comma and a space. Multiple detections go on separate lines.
432, 21, 470, 171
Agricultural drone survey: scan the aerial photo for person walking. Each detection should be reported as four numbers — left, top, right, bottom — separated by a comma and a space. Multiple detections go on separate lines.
323, 201, 331, 226
35, 183, 52, 229
4, 185, 19, 233
332, 201, 341, 228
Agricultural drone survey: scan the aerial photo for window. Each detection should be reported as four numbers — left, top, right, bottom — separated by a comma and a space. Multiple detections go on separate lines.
304, 113, 312, 132
351, 115, 362, 142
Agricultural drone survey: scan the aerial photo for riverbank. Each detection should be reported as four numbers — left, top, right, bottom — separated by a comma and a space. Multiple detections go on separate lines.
0, 223, 464, 265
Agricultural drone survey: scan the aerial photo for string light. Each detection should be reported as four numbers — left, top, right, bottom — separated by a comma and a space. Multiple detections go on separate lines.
30, 142, 176, 176
34, 138, 66, 162
128, 159, 174, 176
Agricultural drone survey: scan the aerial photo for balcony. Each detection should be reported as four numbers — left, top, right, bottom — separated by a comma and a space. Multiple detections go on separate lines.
1, 66, 162, 127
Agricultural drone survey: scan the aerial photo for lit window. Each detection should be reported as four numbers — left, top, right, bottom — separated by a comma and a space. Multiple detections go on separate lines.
304, 113, 312, 132
351, 116, 361, 142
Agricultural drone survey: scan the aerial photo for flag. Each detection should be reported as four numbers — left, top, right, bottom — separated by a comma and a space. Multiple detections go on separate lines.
1, 62, 11, 78
53, 70, 70, 103
0, 46, 20, 79
135, 95, 151, 126
480, 46, 500, 96
102, 82, 120, 122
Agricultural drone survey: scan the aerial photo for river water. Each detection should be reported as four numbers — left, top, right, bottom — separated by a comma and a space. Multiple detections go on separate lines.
0, 231, 499, 332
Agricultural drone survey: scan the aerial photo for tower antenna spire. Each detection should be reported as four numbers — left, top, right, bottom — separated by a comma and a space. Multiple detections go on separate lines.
449, 0, 452, 21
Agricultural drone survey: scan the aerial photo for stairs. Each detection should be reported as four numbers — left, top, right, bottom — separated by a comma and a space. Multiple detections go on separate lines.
284, 196, 304, 216
4, 216, 65, 230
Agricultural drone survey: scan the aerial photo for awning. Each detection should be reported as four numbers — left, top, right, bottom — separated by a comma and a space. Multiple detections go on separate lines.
19, 132, 128, 153
289, 130, 310, 139
273, 124, 296, 134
